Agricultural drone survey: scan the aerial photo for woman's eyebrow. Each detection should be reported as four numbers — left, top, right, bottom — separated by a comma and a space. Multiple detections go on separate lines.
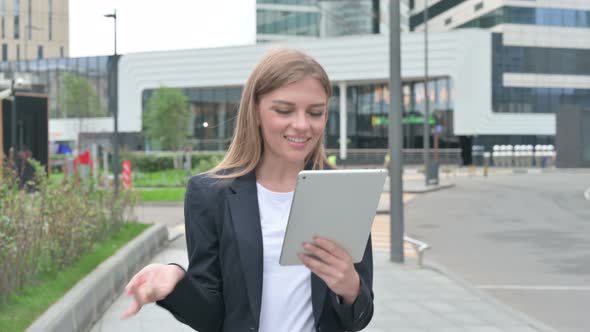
271, 100, 326, 108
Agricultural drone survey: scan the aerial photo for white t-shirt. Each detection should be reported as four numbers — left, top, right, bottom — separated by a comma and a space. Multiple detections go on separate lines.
256, 183, 315, 332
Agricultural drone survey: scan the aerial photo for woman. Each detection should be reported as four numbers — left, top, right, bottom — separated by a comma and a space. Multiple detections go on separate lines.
122, 48, 374, 332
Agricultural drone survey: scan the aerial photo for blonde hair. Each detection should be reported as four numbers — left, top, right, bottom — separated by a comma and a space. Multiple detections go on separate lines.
210, 48, 332, 179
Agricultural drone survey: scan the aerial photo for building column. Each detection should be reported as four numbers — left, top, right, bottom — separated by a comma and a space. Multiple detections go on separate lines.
217, 103, 226, 151
339, 82, 347, 160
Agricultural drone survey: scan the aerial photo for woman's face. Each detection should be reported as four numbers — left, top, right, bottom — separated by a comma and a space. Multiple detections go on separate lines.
257, 77, 328, 166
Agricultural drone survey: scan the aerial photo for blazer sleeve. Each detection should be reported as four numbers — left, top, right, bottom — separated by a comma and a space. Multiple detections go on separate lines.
157, 175, 224, 332
329, 235, 374, 331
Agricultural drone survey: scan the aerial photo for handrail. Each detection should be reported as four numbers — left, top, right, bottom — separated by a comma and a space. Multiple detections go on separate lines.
404, 235, 431, 267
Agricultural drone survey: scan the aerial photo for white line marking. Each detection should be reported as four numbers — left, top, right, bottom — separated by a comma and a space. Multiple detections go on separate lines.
584, 187, 590, 200
477, 285, 590, 291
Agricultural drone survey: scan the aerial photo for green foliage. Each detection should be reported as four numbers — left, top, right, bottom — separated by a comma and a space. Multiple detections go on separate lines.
120, 153, 175, 173
0, 223, 149, 332
0, 158, 137, 304
143, 87, 190, 150
60, 73, 106, 118
120, 152, 224, 173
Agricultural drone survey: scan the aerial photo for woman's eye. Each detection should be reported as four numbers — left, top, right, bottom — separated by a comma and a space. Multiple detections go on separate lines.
309, 111, 325, 117
273, 109, 291, 115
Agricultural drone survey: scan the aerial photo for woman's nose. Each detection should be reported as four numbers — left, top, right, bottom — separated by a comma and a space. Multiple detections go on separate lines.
291, 112, 309, 130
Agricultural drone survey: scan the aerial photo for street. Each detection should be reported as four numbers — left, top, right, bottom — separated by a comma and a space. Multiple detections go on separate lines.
405, 172, 590, 332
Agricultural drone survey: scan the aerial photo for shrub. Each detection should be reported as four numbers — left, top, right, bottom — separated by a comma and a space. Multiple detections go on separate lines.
0, 158, 137, 303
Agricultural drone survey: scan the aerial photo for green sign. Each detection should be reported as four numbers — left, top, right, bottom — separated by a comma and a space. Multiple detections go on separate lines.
371, 115, 436, 126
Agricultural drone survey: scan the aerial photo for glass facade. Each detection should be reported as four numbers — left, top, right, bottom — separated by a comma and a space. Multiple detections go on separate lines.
325, 79, 454, 149
0, 56, 113, 119
143, 86, 243, 151
257, 0, 381, 39
492, 34, 590, 113
13, 0, 19, 39
410, 0, 466, 30
459, 6, 590, 29
257, 9, 319, 36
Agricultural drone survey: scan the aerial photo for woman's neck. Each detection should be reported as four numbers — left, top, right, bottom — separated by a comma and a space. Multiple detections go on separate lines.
256, 157, 304, 192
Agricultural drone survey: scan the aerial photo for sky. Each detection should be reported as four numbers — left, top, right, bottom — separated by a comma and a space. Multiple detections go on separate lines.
69, 0, 256, 57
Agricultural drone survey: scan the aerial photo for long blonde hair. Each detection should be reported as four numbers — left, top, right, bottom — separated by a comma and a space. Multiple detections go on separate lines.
210, 48, 332, 179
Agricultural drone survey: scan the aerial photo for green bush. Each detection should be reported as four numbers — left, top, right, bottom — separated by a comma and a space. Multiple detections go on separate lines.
0, 158, 137, 303
120, 153, 174, 173
120, 152, 224, 173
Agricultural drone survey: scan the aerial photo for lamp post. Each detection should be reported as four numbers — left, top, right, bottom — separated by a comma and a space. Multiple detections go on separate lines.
423, 1, 430, 186
104, 10, 119, 195
389, 0, 404, 263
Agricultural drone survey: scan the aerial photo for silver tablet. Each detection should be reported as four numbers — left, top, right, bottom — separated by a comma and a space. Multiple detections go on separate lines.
279, 169, 387, 266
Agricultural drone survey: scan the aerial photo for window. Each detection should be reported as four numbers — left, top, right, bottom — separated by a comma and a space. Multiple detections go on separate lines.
27, 0, 30, 39
474, 2, 483, 12
48, 0, 52, 40
37, 45, 42, 59
16, 43, 20, 60
444, 17, 452, 25
2, 43, 7, 61
60, 46, 64, 57
13, 0, 19, 39
1, 0, 5, 38
459, 6, 590, 29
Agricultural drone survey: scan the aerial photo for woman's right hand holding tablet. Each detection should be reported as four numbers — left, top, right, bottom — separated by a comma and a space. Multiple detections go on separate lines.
121, 263, 185, 319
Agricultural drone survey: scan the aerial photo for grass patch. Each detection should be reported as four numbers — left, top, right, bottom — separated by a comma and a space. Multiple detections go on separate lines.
137, 187, 186, 202
0, 222, 150, 332
133, 169, 187, 188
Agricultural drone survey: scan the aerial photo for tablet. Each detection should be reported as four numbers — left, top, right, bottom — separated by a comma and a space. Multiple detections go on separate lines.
279, 169, 387, 266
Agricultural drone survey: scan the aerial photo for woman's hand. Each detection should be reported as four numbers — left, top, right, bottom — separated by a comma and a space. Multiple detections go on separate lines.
298, 237, 360, 305
121, 263, 185, 318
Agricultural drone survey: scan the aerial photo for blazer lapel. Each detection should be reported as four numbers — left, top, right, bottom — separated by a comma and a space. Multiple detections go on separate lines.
311, 273, 328, 325
227, 170, 264, 326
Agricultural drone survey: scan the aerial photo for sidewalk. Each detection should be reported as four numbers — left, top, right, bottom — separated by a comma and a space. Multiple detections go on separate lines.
90, 233, 550, 332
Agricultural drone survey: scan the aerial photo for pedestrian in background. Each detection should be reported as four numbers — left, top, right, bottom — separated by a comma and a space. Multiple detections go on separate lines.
122, 48, 374, 332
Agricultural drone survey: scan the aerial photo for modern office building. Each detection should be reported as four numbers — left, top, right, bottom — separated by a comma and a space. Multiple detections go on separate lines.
0, 0, 69, 62
409, 0, 590, 149
13, 29, 482, 158
256, 0, 410, 42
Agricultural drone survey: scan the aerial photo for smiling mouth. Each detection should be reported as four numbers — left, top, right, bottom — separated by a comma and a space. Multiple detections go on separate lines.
285, 136, 310, 143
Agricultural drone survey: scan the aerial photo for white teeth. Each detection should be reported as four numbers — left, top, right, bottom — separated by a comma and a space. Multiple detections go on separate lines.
286, 137, 307, 143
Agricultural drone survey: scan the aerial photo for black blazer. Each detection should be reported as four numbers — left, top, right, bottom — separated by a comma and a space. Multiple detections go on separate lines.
157, 169, 374, 332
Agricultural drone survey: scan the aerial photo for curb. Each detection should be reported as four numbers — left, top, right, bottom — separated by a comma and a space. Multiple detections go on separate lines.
423, 258, 558, 332
27, 224, 169, 332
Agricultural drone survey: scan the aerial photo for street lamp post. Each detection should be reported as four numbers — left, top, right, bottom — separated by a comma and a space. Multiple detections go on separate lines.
423, 1, 430, 186
389, 0, 404, 263
104, 10, 119, 196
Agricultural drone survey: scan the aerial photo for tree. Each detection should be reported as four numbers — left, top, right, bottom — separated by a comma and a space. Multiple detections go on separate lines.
143, 87, 190, 150
60, 73, 105, 118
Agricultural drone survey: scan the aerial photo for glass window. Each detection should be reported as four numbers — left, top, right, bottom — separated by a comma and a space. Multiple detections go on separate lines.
1, 43, 6, 61
459, 6, 590, 29
1, 0, 5, 38
13, 0, 19, 39
48, 0, 52, 40
37, 45, 42, 59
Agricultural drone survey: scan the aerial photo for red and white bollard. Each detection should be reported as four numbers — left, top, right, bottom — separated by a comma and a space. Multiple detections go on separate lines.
122, 160, 132, 190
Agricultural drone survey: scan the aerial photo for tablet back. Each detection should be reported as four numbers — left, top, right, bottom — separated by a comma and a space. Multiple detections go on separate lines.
279, 169, 387, 266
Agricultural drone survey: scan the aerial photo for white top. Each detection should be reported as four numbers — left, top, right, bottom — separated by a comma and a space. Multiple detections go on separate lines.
256, 183, 315, 332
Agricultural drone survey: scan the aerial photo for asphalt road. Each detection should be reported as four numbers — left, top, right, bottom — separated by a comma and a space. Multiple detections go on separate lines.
404, 172, 590, 332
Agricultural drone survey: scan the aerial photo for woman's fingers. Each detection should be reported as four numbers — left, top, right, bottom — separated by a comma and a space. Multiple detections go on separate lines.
298, 253, 341, 280
313, 237, 352, 262
121, 298, 142, 319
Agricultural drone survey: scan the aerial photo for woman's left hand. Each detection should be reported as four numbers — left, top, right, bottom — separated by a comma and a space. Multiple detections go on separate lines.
298, 236, 360, 305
